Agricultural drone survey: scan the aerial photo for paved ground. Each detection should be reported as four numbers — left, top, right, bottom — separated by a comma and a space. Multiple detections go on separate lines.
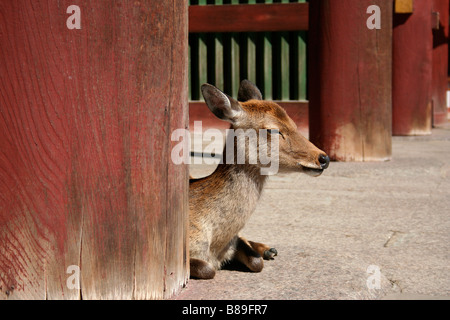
175, 122, 450, 300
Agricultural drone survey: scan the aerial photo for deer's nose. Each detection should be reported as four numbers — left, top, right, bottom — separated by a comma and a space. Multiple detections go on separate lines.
318, 154, 330, 170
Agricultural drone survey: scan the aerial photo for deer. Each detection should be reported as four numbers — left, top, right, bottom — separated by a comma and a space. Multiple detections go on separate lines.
189, 80, 330, 279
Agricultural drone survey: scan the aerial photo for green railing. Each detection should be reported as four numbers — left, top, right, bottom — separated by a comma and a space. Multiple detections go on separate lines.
189, 0, 307, 101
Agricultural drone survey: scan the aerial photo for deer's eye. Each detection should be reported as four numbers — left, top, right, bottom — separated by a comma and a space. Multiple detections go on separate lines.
268, 129, 284, 139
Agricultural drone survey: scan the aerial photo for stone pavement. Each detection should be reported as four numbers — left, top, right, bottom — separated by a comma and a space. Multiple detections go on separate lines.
175, 122, 450, 300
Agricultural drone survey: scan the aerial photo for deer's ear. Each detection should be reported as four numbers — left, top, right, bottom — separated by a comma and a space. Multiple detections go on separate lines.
201, 84, 243, 123
237, 79, 263, 102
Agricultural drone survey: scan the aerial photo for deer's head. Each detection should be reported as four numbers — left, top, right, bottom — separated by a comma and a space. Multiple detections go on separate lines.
201, 80, 329, 176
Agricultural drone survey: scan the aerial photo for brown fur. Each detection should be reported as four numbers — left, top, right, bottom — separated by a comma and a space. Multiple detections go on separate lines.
189, 81, 328, 279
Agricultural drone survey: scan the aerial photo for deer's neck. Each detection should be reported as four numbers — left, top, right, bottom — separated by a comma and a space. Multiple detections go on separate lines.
190, 140, 268, 221
213, 162, 268, 198
217, 138, 268, 197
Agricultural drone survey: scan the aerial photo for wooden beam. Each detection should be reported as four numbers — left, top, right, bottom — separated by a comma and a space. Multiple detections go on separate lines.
189, 3, 309, 33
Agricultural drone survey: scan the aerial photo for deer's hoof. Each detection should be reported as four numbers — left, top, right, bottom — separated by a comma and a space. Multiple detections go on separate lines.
263, 248, 278, 260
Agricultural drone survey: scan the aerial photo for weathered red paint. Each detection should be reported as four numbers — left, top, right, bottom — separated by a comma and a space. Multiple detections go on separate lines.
0, 0, 188, 300
189, 3, 309, 33
432, 0, 449, 126
393, 0, 434, 135
308, 0, 393, 161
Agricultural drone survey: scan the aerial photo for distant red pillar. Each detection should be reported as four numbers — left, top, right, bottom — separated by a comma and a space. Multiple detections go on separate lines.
392, 0, 434, 135
309, 0, 393, 161
432, 0, 449, 126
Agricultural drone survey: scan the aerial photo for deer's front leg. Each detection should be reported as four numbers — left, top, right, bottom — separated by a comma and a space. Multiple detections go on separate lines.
234, 237, 264, 272
247, 239, 278, 260
234, 237, 278, 272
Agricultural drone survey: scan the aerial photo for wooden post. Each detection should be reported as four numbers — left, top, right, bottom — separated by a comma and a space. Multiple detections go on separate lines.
0, 0, 189, 300
392, 0, 433, 135
308, 0, 393, 161
432, 0, 449, 126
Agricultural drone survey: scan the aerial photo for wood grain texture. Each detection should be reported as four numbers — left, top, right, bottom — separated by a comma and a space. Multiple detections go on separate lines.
189, 3, 309, 33
393, 0, 433, 135
0, 0, 188, 300
308, 0, 393, 161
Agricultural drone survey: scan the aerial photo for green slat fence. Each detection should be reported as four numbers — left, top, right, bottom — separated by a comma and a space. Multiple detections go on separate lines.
189, 0, 308, 101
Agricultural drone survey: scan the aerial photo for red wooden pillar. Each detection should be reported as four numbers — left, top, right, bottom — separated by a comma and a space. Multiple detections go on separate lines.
309, 0, 393, 161
0, 0, 189, 299
432, 0, 450, 125
392, 0, 434, 135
